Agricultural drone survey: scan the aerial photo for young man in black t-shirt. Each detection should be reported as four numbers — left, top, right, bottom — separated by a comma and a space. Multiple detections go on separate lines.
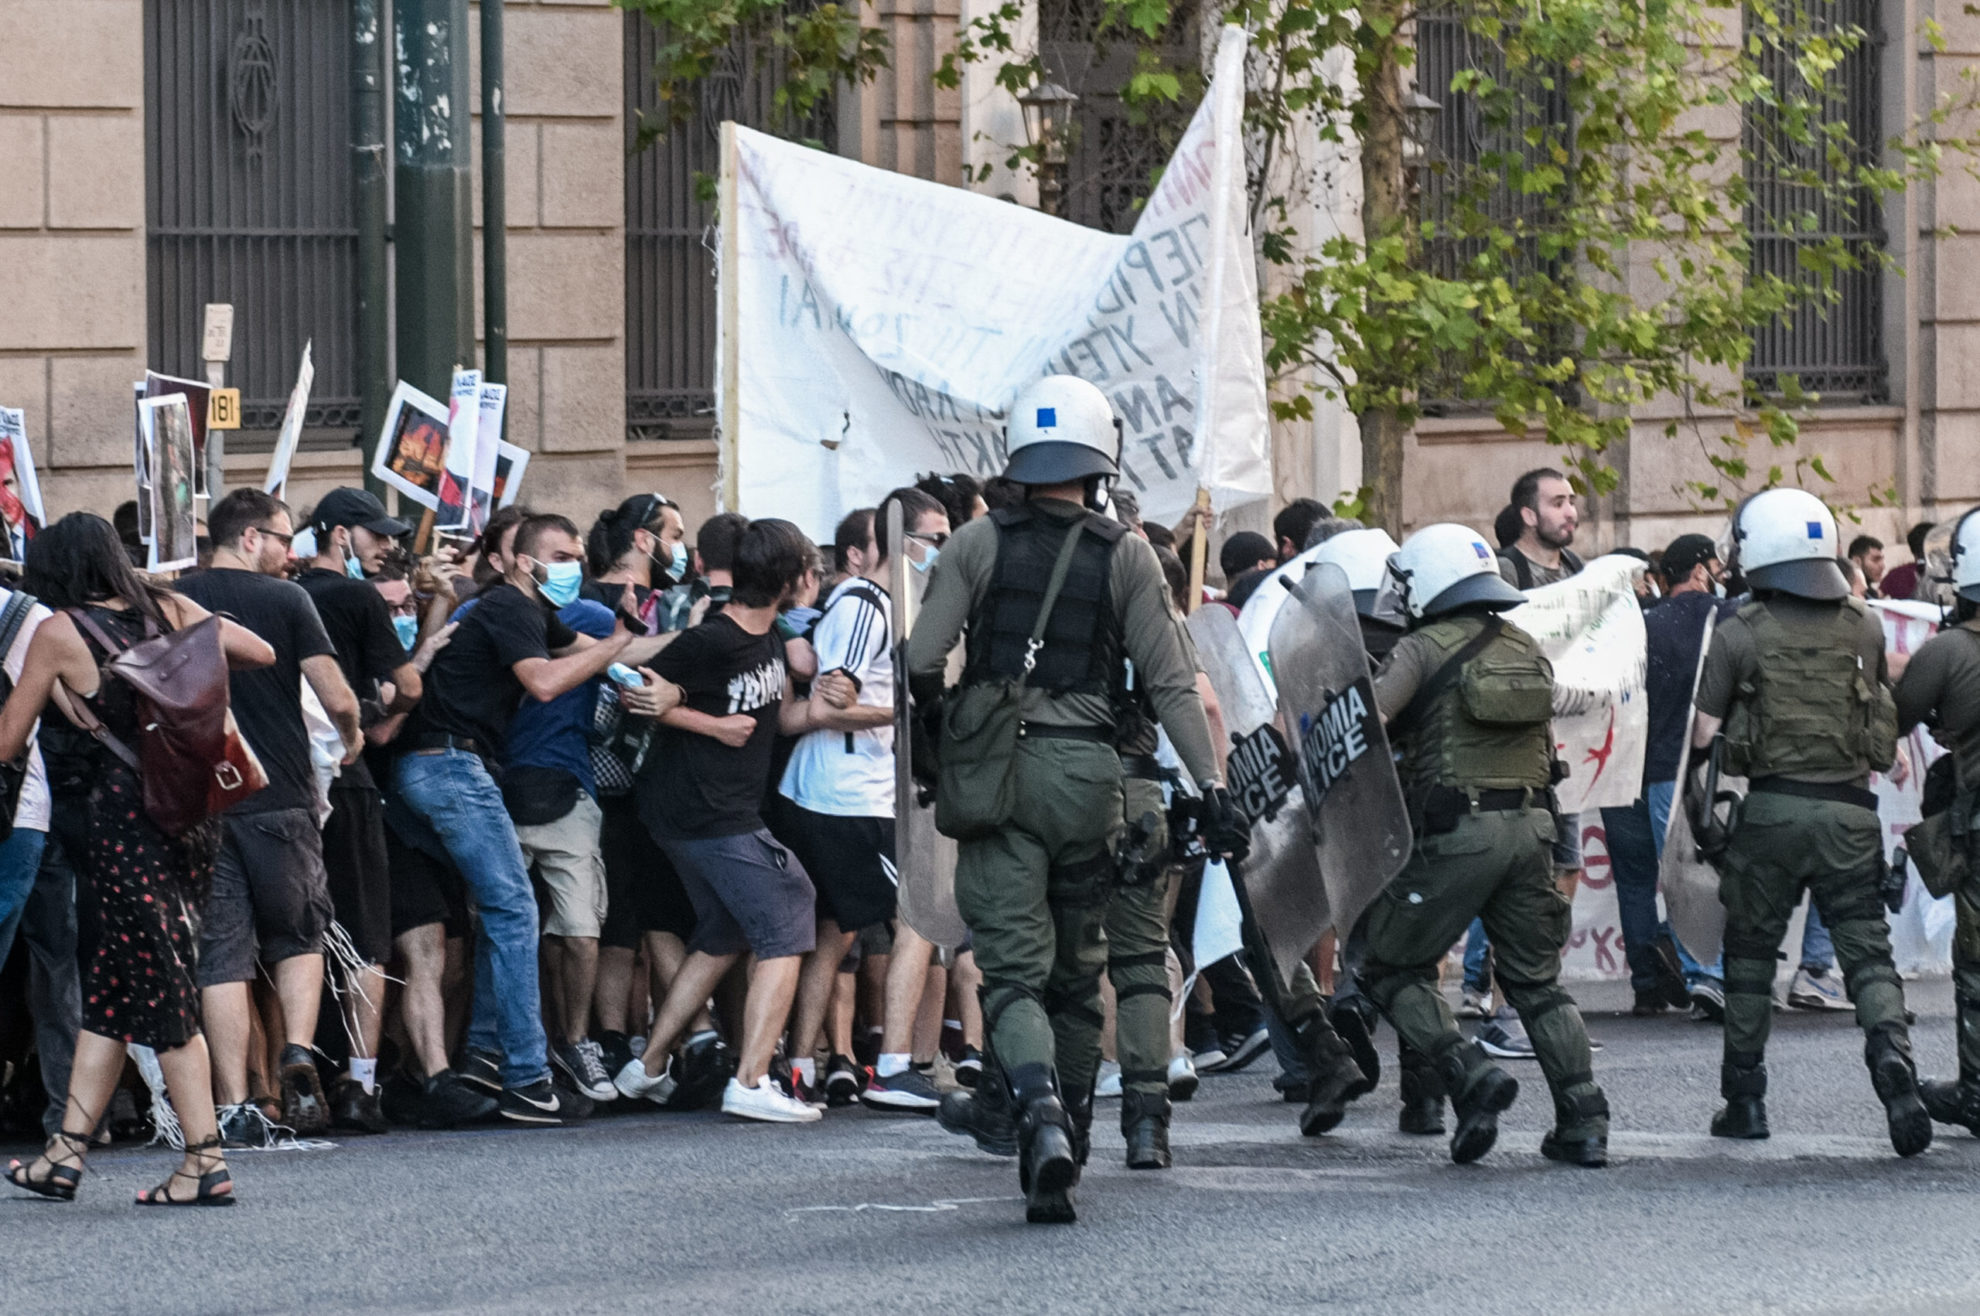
176, 490, 363, 1142
614, 518, 830, 1124
387, 514, 676, 1125
295, 487, 422, 1132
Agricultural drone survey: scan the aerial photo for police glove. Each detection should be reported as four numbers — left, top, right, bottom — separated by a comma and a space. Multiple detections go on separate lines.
1201, 784, 1252, 863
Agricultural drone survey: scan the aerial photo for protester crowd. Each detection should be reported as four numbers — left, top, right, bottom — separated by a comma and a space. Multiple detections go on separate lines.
0, 453, 1960, 1206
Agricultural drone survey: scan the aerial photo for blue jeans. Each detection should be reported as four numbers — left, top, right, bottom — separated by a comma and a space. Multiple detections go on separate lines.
0, 826, 49, 971
1799, 905, 1834, 972
1462, 918, 1491, 993
390, 749, 549, 1088
1600, 801, 1666, 992
1647, 779, 1721, 987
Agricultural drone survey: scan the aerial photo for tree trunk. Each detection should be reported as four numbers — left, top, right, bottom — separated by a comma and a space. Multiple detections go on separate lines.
1357, 11, 1410, 536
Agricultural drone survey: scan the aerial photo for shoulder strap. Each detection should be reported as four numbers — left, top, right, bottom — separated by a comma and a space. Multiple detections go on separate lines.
1390, 616, 1505, 738
1502, 552, 1533, 591
58, 607, 144, 775
1016, 522, 1089, 690
1562, 548, 1584, 575
0, 591, 35, 668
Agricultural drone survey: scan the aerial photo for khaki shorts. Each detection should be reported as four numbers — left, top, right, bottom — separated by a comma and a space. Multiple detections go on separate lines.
516, 793, 607, 939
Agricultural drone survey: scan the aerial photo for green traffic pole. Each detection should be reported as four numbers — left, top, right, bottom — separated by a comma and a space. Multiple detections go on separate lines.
481, 0, 508, 389
353, 0, 391, 499
393, 0, 476, 406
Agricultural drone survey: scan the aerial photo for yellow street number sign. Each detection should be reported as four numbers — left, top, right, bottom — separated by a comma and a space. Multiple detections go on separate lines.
208, 388, 242, 430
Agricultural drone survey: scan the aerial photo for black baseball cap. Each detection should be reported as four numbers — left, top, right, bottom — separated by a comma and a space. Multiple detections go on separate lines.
312, 487, 411, 539
1662, 532, 1718, 582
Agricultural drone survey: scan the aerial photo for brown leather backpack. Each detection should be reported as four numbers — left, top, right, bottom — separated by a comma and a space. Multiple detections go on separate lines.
69, 609, 267, 835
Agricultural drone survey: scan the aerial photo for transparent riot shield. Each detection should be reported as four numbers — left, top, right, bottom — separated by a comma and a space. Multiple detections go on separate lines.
1187, 602, 1330, 997
1660, 609, 1731, 965
1269, 563, 1412, 937
890, 501, 966, 948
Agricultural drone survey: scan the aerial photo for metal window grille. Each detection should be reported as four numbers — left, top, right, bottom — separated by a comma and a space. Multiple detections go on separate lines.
145, 0, 360, 440
1744, 0, 1887, 402
1415, 10, 1571, 413
624, 12, 834, 442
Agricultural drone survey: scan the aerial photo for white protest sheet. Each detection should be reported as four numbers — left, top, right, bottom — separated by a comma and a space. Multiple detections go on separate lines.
370, 381, 452, 511
264, 341, 315, 499
434, 369, 482, 532
720, 25, 1270, 535
470, 383, 507, 533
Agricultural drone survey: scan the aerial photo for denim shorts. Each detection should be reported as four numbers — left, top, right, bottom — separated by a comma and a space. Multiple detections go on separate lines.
658, 827, 817, 960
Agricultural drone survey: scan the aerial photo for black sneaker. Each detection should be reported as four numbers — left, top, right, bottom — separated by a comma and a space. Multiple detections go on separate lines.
420, 1069, 498, 1129
1209, 1026, 1271, 1074
499, 1077, 576, 1126
457, 1048, 503, 1095
824, 1054, 864, 1108
553, 1039, 618, 1103
217, 1101, 290, 1149
954, 1046, 984, 1088
280, 1043, 330, 1135
670, 1030, 734, 1111
330, 1078, 389, 1135
598, 1030, 635, 1078
861, 1066, 942, 1112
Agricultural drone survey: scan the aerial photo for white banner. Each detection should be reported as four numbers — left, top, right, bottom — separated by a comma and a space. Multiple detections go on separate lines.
719, 25, 1271, 535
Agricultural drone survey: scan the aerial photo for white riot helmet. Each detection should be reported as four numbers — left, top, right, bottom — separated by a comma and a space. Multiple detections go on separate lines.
1948, 508, 1980, 604
1003, 375, 1123, 486
1725, 488, 1846, 601
1307, 527, 1402, 619
1388, 523, 1527, 620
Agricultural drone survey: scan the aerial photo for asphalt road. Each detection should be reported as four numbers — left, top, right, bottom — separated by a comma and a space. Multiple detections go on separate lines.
9, 978, 1980, 1315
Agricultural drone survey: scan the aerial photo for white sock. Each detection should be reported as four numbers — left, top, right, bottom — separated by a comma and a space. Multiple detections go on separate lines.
792, 1056, 816, 1085
348, 1057, 378, 1095
878, 1052, 911, 1079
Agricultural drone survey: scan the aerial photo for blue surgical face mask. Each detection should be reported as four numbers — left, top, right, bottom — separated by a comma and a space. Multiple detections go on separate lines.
911, 545, 939, 575
538, 559, 583, 608
343, 539, 367, 580
671, 540, 690, 579
393, 614, 420, 651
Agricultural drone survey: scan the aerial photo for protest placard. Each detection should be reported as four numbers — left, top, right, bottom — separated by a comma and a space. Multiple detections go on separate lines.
0, 408, 44, 560
494, 440, 530, 509
371, 381, 452, 510
264, 340, 315, 499
139, 394, 198, 572
434, 368, 482, 533
132, 382, 153, 544
471, 383, 507, 532
144, 371, 212, 497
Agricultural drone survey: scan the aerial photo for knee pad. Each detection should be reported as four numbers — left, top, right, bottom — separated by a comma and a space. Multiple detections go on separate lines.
1499, 979, 1573, 1027
1723, 957, 1778, 999
1843, 958, 1900, 1003
1049, 853, 1114, 910
981, 979, 1046, 1034
1041, 982, 1105, 1031
1722, 927, 1783, 963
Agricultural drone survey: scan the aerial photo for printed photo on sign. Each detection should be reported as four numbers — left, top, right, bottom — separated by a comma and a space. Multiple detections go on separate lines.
140, 394, 198, 572
494, 441, 530, 509
370, 381, 452, 511
0, 407, 45, 561
434, 368, 482, 533
263, 340, 315, 499
132, 382, 152, 545
144, 370, 212, 496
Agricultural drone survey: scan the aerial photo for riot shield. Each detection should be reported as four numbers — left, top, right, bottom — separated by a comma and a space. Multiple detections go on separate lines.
890, 501, 966, 948
1187, 602, 1330, 997
1269, 563, 1412, 937
1659, 609, 1730, 963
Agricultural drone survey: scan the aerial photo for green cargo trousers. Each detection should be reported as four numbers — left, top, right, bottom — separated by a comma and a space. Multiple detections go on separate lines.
1718, 792, 1912, 1061
1359, 807, 1604, 1136
1108, 775, 1175, 1100
1955, 882, 1980, 1082
955, 737, 1124, 1100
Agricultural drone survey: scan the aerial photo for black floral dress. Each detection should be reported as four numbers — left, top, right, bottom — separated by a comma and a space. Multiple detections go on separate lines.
70, 605, 212, 1050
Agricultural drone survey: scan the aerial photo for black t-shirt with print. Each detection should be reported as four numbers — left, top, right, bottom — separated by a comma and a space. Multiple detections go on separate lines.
405, 582, 577, 754
637, 613, 786, 841
297, 567, 408, 790
174, 567, 336, 814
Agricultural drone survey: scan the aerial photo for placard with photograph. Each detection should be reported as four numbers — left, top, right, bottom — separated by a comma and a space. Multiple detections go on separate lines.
139, 394, 198, 572
370, 380, 453, 511
144, 370, 212, 496
434, 368, 482, 533
0, 407, 45, 561
133, 382, 152, 544
494, 441, 531, 510
470, 382, 506, 534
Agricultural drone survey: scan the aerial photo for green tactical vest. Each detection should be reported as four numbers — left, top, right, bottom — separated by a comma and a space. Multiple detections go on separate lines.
1721, 597, 1898, 780
1401, 616, 1557, 795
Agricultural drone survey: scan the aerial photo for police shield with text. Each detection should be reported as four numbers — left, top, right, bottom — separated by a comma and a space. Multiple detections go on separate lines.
1690, 489, 1926, 1156
907, 374, 1244, 1223
1359, 523, 1610, 1167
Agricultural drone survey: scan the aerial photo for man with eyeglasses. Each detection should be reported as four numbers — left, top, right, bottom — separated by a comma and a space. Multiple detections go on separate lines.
178, 489, 363, 1143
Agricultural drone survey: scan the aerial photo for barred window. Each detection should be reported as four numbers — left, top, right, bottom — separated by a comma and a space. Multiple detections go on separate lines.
1744, 0, 1888, 403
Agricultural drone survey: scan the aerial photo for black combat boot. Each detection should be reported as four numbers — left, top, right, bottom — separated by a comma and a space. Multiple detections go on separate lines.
1007, 1063, 1079, 1224
1294, 1014, 1369, 1137
1710, 1051, 1769, 1140
1438, 1040, 1519, 1165
1540, 1088, 1610, 1168
1065, 1078, 1095, 1178
1920, 1069, 1980, 1135
1396, 1042, 1446, 1136
937, 1047, 1017, 1157
1328, 997, 1380, 1101
1121, 1090, 1173, 1170
1865, 1022, 1933, 1158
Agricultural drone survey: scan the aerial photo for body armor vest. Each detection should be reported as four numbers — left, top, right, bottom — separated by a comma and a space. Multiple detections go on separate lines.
963, 504, 1128, 704
1401, 616, 1556, 795
1722, 597, 1898, 779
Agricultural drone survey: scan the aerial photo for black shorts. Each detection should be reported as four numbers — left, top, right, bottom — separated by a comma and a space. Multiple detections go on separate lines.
322, 782, 392, 964
386, 811, 468, 941
778, 803, 897, 934
197, 808, 333, 987
659, 828, 817, 959
599, 793, 696, 947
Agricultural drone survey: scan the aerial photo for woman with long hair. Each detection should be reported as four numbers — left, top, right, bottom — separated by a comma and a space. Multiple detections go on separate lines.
1, 513, 273, 1206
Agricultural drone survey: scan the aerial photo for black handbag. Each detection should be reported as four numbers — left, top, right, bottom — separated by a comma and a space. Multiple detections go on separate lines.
0, 590, 43, 841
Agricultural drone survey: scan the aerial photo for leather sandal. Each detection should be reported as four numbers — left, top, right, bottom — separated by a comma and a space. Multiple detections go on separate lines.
135, 1135, 236, 1208
6, 1128, 91, 1202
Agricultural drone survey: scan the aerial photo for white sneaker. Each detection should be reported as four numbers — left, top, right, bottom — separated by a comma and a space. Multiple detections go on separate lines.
1167, 1052, 1199, 1102
614, 1056, 677, 1105
1095, 1060, 1123, 1099
1457, 989, 1492, 1020
723, 1074, 823, 1124
1788, 966, 1851, 1011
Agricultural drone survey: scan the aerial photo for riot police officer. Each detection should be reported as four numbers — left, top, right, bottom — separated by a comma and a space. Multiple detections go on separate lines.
1690, 488, 1927, 1156
906, 375, 1245, 1223
1894, 508, 1980, 1137
1360, 523, 1610, 1167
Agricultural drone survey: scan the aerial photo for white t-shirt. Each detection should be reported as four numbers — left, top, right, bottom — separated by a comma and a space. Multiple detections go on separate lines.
0, 587, 51, 833
779, 576, 895, 818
